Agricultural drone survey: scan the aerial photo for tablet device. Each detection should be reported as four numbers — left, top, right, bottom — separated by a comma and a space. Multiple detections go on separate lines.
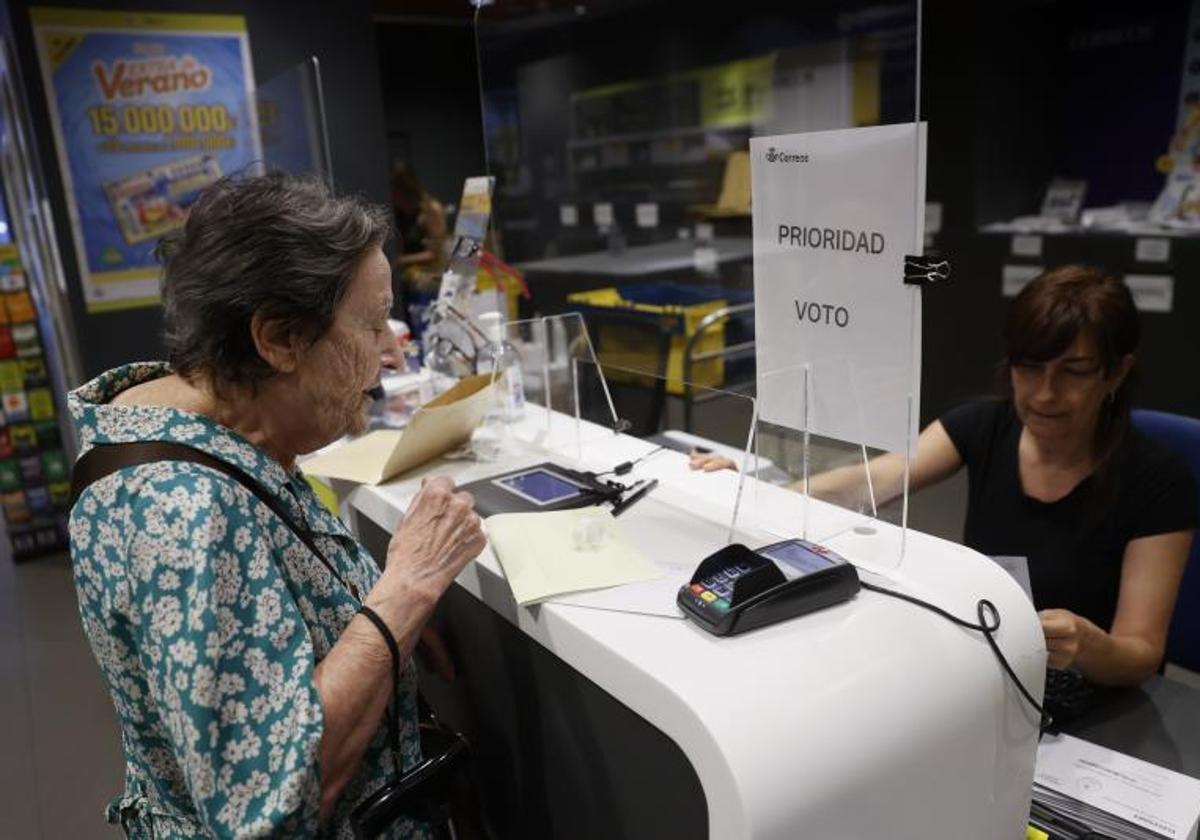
492, 467, 588, 507
460, 462, 616, 516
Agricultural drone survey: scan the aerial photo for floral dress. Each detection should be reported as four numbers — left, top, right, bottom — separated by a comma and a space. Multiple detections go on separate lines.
68, 362, 425, 839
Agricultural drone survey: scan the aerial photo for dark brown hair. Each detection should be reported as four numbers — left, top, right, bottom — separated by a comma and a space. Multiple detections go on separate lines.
158, 172, 392, 389
1004, 264, 1139, 466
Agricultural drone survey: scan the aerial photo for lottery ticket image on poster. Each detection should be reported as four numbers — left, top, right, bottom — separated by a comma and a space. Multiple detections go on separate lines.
103, 155, 223, 245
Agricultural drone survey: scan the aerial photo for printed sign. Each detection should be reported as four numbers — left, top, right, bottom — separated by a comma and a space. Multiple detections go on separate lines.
593, 202, 613, 228
31, 8, 260, 313
1123, 274, 1174, 314
1135, 237, 1170, 263
453, 175, 494, 241
1001, 264, 1043, 297
635, 202, 659, 228
1039, 178, 1087, 223
1011, 235, 1043, 258
751, 123, 925, 456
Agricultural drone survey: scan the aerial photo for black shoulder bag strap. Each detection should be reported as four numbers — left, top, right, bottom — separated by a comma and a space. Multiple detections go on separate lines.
69, 441, 358, 598
72, 441, 471, 836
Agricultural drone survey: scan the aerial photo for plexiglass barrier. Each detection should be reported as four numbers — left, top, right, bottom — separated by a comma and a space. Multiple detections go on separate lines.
471, 0, 917, 294
432, 310, 771, 617
475, 311, 612, 459
534, 356, 766, 617
253, 57, 331, 181
750, 360, 920, 573
469, 1, 924, 566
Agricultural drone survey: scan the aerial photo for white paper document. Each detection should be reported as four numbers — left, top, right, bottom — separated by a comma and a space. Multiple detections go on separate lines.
750, 123, 926, 456
543, 493, 747, 617
989, 555, 1033, 603
1035, 733, 1200, 840
485, 508, 662, 605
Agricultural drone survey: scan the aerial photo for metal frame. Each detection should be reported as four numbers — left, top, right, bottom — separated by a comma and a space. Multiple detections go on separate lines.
681, 301, 756, 432
584, 306, 673, 436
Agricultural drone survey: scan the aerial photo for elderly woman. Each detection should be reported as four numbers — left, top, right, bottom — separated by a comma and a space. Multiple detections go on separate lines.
693, 266, 1196, 687
68, 173, 484, 838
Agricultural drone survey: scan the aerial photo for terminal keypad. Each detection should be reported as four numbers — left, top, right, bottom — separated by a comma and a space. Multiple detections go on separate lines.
687, 562, 755, 613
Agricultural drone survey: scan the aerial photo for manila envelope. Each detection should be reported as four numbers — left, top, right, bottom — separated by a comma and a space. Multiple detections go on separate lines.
302, 375, 494, 485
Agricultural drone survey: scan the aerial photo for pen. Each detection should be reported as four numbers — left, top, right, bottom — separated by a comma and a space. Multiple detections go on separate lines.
611, 478, 658, 517
597, 445, 667, 478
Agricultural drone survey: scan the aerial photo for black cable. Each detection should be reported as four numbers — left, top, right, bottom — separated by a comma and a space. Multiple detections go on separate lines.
357, 605, 404, 776
859, 580, 1050, 730
594, 445, 666, 478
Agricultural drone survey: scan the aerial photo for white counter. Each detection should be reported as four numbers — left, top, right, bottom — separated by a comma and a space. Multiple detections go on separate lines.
338, 405, 1045, 839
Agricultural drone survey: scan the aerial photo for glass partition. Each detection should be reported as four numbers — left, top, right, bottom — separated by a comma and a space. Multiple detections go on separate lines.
400, 308, 762, 616
480, 311, 613, 458
473, 0, 916, 272
474, 1, 923, 563
538, 357, 766, 617
574, 356, 757, 508
253, 57, 332, 181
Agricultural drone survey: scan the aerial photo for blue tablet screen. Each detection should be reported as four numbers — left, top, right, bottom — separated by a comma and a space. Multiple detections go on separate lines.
497, 469, 584, 505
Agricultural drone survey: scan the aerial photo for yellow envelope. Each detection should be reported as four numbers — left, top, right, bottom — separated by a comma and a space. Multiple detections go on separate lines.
302, 375, 494, 485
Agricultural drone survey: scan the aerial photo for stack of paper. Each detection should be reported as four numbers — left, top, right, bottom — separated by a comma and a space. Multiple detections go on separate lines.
1032, 734, 1200, 840
484, 508, 662, 605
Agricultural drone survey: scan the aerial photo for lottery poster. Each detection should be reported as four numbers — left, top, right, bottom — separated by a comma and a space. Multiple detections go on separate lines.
31, 8, 260, 313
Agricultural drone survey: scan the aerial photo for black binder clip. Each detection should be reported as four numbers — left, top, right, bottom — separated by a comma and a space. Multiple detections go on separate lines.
903, 255, 952, 287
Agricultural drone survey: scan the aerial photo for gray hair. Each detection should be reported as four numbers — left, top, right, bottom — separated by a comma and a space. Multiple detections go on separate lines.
158, 172, 392, 388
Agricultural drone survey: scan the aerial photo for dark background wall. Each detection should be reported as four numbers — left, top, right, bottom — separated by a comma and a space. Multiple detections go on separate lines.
921, 0, 1197, 422
959, 0, 1187, 228
6, 0, 392, 380
375, 19, 485, 216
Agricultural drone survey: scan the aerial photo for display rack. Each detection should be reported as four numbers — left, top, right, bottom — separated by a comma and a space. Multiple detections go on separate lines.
0, 244, 69, 558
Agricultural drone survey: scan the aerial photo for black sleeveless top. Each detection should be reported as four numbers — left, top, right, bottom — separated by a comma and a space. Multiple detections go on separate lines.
940, 399, 1196, 630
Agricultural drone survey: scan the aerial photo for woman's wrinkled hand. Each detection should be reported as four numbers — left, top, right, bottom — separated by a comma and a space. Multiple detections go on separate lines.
383, 476, 486, 605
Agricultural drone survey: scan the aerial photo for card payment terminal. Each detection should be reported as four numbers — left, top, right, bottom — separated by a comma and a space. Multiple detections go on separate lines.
678, 538, 860, 636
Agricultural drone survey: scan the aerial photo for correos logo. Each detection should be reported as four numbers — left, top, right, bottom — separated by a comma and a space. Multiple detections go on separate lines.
765, 146, 809, 164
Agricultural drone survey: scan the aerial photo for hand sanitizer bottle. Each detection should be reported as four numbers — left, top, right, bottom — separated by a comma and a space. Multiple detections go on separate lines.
478, 312, 526, 422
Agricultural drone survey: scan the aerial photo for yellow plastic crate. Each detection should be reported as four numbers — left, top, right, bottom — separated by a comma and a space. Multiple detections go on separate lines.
567, 286, 727, 395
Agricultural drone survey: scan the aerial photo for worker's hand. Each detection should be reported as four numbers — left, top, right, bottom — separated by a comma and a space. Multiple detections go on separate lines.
382, 476, 486, 609
688, 450, 737, 472
1039, 609, 1094, 670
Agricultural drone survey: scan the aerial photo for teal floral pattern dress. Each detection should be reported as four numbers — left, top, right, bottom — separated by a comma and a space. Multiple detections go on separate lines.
68, 363, 425, 839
